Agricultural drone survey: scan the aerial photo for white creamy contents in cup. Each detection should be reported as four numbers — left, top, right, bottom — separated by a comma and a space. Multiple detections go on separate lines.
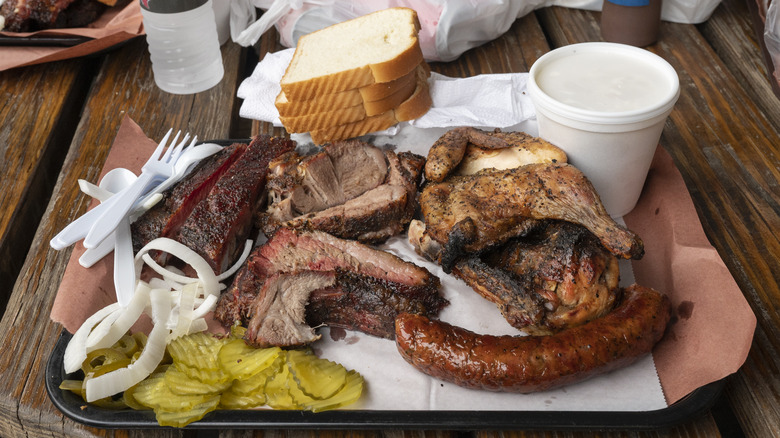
536, 52, 670, 112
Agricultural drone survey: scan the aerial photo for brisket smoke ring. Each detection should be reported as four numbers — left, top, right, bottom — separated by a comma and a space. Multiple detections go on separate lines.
132, 135, 296, 274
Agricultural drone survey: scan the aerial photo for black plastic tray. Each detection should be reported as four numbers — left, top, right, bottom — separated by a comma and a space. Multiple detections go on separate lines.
46, 330, 724, 431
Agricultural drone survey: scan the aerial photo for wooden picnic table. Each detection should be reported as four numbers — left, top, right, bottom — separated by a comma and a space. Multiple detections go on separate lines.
1, 0, 778, 436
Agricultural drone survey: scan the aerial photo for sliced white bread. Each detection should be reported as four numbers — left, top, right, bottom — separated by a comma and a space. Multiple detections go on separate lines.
279, 66, 430, 132
275, 63, 429, 117
279, 7, 424, 101
309, 77, 432, 145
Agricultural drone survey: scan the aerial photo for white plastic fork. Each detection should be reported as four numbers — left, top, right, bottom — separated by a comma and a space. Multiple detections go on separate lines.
82, 129, 191, 249
50, 129, 181, 250
76, 142, 223, 266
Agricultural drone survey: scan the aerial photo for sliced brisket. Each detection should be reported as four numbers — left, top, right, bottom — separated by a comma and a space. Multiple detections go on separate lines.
215, 227, 447, 347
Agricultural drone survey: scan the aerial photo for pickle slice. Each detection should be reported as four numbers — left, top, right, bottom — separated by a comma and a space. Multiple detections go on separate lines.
229, 355, 283, 396
263, 354, 299, 410
168, 332, 226, 372
164, 364, 231, 396
287, 349, 347, 399
304, 370, 364, 413
155, 395, 220, 428
132, 371, 211, 412
219, 386, 267, 410
122, 382, 151, 411
218, 338, 281, 380
174, 362, 230, 385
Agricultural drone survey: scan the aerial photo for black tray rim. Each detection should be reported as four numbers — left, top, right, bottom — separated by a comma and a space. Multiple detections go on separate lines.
46, 330, 724, 431
0, 34, 93, 47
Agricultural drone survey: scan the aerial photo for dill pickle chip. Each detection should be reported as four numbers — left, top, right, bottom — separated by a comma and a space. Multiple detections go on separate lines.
218, 338, 281, 380
287, 349, 347, 399
154, 395, 220, 428
263, 355, 299, 410
164, 365, 231, 396
219, 386, 267, 410
304, 370, 364, 413
168, 332, 226, 372
174, 362, 230, 385
133, 371, 211, 412
130, 372, 168, 409
229, 355, 283, 395
122, 383, 151, 411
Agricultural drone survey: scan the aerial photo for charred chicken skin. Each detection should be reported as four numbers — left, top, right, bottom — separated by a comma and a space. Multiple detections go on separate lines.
453, 221, 621, 335
419, 162, 644, 271
424, 127, 568, 183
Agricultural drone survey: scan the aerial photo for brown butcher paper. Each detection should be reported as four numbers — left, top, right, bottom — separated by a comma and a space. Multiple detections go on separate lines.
0, 1, 143, 71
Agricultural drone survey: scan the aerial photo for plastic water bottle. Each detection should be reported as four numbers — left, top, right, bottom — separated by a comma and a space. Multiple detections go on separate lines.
140, 0, 225, 94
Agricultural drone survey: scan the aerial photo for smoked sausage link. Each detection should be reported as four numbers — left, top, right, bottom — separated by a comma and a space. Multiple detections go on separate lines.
395, 283, 671, 393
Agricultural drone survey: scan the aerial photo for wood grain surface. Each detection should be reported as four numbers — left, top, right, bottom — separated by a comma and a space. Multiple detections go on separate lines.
0, 0, 776, 436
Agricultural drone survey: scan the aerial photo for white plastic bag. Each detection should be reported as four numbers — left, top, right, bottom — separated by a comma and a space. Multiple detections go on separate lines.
230, 0, 723, 61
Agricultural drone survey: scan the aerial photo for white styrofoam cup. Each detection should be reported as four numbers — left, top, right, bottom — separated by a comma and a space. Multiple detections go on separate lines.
528, 42, 680, 217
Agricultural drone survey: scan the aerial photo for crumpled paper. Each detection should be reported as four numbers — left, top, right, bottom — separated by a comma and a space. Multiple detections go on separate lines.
237, 47, 537, 142
0, 1, 144, 72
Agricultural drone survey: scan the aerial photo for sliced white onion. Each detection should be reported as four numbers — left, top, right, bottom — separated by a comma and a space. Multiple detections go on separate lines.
86, 283, 151, 351
188, 317, 208, 334
135, 238, 220, 295
63, 303, 121, 374
192, 293, 218, 320
142, 253, 196, 286
83, 308, 123, 350
85, 288, 172, 402
217, 240, 253, 281
68, 235, 241, 400
169, 282, 197, 339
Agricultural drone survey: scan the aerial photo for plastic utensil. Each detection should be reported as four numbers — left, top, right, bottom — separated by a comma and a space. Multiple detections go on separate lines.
137, 141, 222, 207
77, 143, 223, 267
77, 168, 137, 268
82, 130, 190, 249
50, 129, 180, 250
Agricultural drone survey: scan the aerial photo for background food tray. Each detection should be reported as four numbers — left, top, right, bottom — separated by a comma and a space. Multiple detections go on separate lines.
46, 330, 723, 430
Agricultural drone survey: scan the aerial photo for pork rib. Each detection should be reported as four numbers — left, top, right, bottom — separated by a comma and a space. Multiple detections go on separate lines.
131, 136, 295, 274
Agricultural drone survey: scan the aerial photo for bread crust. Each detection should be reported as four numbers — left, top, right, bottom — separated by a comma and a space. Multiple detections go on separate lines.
276, 64, 428, 117
279, 7, 424, 101
309, 78, 431, 144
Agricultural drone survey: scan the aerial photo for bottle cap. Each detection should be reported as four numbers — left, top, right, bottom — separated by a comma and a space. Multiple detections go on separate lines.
605, 0, 651, 6
140, 0, 209, 14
